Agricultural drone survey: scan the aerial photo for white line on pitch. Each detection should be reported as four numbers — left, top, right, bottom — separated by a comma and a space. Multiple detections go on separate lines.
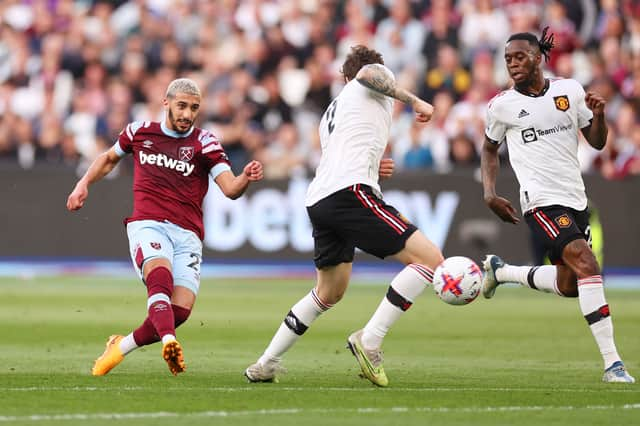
1, 404, 639, 422
1, 386, 638, 394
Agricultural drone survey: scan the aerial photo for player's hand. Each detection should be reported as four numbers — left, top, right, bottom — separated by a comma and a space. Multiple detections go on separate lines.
485, 195, 520, 224
413, 99, 434, 123
67, 185, 88, 211
243, 160, 263, 181
379, 158, 394, 179
585, 92, 606, 115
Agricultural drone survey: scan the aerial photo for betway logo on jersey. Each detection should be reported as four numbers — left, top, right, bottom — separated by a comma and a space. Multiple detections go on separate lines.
139, 151, 195, 176
522, 122, 573, 143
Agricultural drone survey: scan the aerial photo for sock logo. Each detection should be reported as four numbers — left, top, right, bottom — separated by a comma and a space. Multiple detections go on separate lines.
151, 301, 170, 312
139, 151, 195, 176
284, 310, 308, 335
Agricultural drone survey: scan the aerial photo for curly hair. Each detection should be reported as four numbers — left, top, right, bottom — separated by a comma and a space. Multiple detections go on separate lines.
507, 26, 555, 62
341, 45, 384, 82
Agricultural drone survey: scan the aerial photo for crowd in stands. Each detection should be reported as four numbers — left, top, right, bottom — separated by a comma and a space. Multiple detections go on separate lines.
0, 0, 639, 180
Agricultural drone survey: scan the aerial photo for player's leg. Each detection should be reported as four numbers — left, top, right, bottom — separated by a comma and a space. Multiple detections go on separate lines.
360, 230, 443, 350
482, 207, 575, 298
127, 286, 195, 349
245, 263, 351, 383
348, 230, 442, 387
339, 184, 443, 386
93, 221, 180, 376
246, 193, 354, 383
562, 239, 634, 383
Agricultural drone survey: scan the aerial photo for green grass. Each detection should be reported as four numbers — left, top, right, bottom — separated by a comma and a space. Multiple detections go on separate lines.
1, 276, 639, 426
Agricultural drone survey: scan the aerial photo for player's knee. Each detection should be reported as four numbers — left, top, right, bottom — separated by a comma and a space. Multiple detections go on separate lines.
145, 266, 174, 297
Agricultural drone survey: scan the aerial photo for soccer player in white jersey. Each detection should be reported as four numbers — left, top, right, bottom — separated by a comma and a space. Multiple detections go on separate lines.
245, 45, 444, 387
67, 78, 263, 376
481, 28, 634, 383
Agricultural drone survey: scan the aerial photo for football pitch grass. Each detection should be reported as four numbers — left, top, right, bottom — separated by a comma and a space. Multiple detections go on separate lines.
1, 276, 639, 426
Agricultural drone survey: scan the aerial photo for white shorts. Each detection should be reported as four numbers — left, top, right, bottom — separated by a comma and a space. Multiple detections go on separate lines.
126, 220, 202, 295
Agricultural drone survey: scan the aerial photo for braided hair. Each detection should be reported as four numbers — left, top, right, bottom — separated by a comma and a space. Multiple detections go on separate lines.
507, 26, 555, 62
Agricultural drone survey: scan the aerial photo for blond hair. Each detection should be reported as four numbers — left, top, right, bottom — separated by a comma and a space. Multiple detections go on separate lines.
165, 78, 201, 98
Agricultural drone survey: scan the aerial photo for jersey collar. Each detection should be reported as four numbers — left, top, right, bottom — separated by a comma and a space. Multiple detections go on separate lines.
514, 78, 550, 98
161, 120, 195, 138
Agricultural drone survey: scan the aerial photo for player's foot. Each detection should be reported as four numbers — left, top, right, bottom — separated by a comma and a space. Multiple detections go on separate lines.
347, 329, 388, 387
92, 335, 125, 376
603, 361, 635, 383
482, 254, 505, 299
162, 340, 186, 376
244, 361, 286, 383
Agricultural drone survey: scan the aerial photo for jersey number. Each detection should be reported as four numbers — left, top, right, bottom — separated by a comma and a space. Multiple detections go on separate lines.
325, 99, 337, 134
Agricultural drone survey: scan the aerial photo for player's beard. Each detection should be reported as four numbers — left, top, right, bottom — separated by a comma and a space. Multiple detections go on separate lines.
168, 109, 192, 134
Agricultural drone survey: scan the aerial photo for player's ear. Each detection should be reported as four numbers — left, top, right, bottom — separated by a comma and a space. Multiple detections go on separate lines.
162, 98, 169, 108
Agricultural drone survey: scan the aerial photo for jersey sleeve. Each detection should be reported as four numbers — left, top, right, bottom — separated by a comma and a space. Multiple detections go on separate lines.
199, 130, 232, 179
116, 121, 147, 155
575, 82, 594, 129
485, 101, 506, 144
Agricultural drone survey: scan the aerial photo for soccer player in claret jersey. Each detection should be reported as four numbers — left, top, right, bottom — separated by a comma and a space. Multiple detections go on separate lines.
481, 28, 634, 383
67, 78, 263, 376
245, 45, 444, 387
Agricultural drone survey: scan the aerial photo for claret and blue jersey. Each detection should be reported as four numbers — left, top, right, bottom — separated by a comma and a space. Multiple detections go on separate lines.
114, 120, 231, 240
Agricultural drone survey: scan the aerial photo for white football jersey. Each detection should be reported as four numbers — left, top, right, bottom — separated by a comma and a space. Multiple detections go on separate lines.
485, 78, 593, 213
305, 66, 394, 207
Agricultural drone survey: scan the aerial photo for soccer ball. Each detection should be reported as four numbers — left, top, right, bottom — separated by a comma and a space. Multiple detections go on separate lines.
432, 256, 483, 306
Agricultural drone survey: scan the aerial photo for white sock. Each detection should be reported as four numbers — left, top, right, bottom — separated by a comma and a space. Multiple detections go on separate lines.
161, 334, 176, 345
497, 264, 560, 295
119, 333, 139, 355
577, 275, 621, 369
362, 264, 433, 349
259, 288, 331, 364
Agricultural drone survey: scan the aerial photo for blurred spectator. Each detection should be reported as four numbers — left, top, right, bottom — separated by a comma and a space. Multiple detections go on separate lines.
256, 122, 305, 179
373, 0, 425, 74
421, 1, 459, 70
449, 133, 480, 167
0, 0, 636, 183
421, 44, 471, 102
544, 0, 579, 73
458, 0, 510, 64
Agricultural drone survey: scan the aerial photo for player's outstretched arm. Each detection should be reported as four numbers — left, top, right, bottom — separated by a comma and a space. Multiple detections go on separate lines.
215, 160, 263, 200
66, 147, 122, 211
355, 64, 433, 123
481, 137, 519, 224
581, 92, 608, 150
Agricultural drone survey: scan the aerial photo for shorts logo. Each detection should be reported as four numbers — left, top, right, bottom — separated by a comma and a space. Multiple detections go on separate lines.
397, 212, 411, 224
555, 214, 572, 228
150, 242, 162, 250
521, 128, 538, 143
178, 146, 194, 161
554, 95, 570, 111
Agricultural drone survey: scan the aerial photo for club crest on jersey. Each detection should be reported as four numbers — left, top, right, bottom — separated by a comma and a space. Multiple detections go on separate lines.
150, 242, 162, 250
554, 95, 570, 111
555, 214, 572, 228
178, 146, 195, 162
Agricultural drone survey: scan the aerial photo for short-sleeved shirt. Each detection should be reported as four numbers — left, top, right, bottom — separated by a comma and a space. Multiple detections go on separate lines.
115, 120, 231, 240
305, 65, 395, 207
485, 78, 593, 213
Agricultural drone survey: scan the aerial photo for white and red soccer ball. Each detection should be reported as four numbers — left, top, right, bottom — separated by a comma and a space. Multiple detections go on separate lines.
433, 256, 483, 306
